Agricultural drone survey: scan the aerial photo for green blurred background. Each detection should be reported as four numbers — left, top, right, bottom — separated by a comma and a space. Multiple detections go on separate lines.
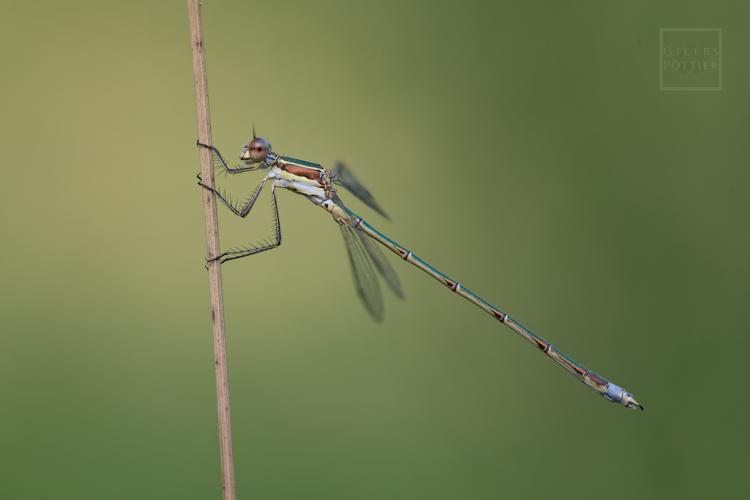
2, 1, 748, 498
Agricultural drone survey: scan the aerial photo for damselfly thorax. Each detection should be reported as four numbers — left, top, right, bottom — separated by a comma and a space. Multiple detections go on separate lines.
266, 156, 352, 224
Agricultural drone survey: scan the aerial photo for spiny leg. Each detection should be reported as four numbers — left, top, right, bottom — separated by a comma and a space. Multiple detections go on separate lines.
209, 184, 283, 265
197, 173, 269, 218
197, 141, 260, 175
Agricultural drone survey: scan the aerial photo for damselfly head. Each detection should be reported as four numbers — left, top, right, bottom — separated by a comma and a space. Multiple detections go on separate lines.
240, 137, 272, 163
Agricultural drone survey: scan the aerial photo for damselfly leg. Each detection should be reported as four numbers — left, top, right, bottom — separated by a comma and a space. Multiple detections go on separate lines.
198, 184, 282, 264
197, 174, 269, 218
214, 185, 282, 264
196, 142, 283, 265
197, 141, 261, 174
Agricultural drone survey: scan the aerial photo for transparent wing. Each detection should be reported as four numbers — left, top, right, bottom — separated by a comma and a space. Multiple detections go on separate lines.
355, 230, 405, 299
333, 161, 389, 219
340, 224, 384, 322
333, 193, 403, 300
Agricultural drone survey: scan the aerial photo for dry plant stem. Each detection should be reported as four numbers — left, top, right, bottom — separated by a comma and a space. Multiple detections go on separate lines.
187, 1, 236, 499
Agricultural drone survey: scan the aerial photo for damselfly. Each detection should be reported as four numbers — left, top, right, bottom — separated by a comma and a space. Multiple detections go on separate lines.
196, 132, 643, 410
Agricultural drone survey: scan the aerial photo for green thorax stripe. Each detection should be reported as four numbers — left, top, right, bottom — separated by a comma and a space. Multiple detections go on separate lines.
280, 155, 323, 170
